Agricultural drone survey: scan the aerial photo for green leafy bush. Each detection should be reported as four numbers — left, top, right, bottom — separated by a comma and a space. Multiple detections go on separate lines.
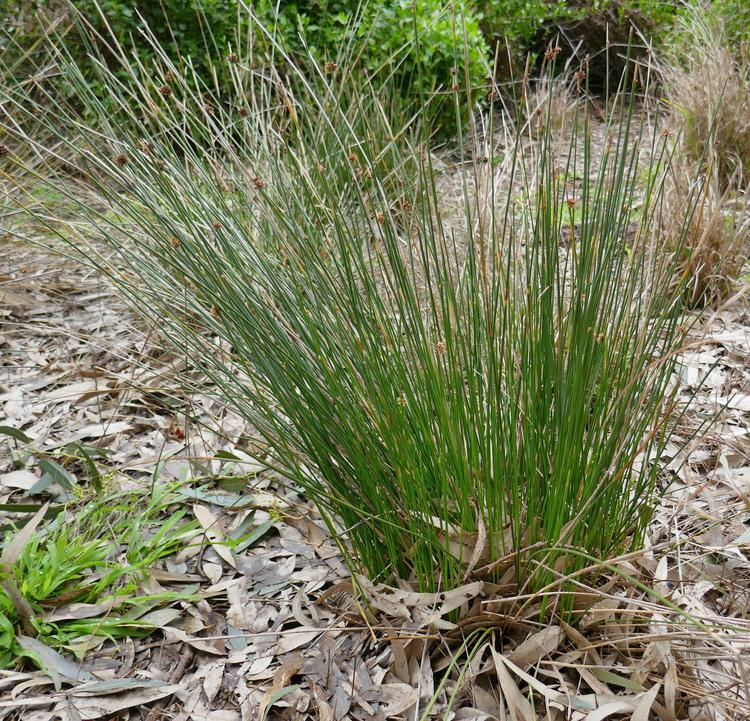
2, 0, 488, 138
480, 1, 678, 85
4, 19, 706, 615
255, 0, 489, 135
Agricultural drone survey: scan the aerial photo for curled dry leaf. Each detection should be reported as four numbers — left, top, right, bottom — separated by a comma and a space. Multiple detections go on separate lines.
505, 625, 563, 669
56, 683, 180, 719
257, 656, 303, 721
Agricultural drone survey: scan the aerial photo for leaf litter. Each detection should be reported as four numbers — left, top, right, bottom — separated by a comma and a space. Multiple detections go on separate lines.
2, 163, 750, 720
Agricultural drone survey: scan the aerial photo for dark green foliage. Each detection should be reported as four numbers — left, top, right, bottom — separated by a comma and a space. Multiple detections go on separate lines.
481, 1, 678, 86
2, 0, 489, 138
254, 0, 490, 135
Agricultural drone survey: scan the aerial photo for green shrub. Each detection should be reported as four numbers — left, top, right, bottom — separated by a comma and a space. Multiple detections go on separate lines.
6, 19, 704, 614
2, 1, 488, 139
1, 0, 239, 85
480, 1, 678, 85
255, 0, 489, 136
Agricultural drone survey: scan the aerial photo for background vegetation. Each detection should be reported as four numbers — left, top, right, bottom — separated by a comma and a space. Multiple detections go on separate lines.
4, 1, 749, 135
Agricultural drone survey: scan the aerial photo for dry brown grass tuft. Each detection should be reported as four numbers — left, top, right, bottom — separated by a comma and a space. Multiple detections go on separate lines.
662, 8, 750, 187
662, 159, 749, 307
521, 74, 580, 140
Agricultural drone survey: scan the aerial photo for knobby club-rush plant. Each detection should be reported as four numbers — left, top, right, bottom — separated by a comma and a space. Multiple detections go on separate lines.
5, 10, 704, 614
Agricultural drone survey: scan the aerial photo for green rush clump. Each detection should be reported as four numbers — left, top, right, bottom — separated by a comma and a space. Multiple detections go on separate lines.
3, 13, 705, 618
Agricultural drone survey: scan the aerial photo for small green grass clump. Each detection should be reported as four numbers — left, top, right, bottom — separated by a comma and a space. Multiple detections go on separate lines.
3, 16, 707, 618
0, 485, 199, 669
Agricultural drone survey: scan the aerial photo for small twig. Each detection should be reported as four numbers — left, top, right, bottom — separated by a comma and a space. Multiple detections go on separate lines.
144, 645, 194, 721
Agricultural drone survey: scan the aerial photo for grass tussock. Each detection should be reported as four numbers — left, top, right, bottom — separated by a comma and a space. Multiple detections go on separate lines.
662, 4, 750, 186
663, 159, 749, 306
1, 10, 710, 615
521, 71, 581, 140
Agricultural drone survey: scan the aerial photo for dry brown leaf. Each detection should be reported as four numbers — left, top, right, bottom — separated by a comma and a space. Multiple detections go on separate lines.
463, 506, 488, 580
580, 599, 621, 630
389, 632, 410, 683
273, 627, 320, 655
363, 683, 419, 718
193, 504, 237, 569
1, 503, 49, 567
58, 683, 180, 719
46, 600, 119, 623
584, 701, 636, 720
490, 646, 534, 721
202, 662, 224, 705
630, 683, 661, 721
506, 626, 563, 669
0, 470, 38, 490
257, 656, 303, 721
662, 655, 678, 721
161, 627, 226, 656
310, 681, 334, 721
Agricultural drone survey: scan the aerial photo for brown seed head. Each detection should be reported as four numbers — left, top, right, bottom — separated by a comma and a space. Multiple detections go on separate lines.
376, 212, 385, 225
115, 153, 128, 166
212, 221, 222, 230
436, 341, 446, 354
170, 236, 181, 248
210, 305, 220, 319
566, 198, 576, 209
159, 84, 172, 98
239, 107, 249, 118
0, 143, 10, 156
227, 52, 239, 64
252, 176, 266, 190
545, 45, 561, 61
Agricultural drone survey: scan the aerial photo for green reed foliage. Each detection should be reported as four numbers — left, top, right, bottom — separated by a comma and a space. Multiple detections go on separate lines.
4, 13, 701, 610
